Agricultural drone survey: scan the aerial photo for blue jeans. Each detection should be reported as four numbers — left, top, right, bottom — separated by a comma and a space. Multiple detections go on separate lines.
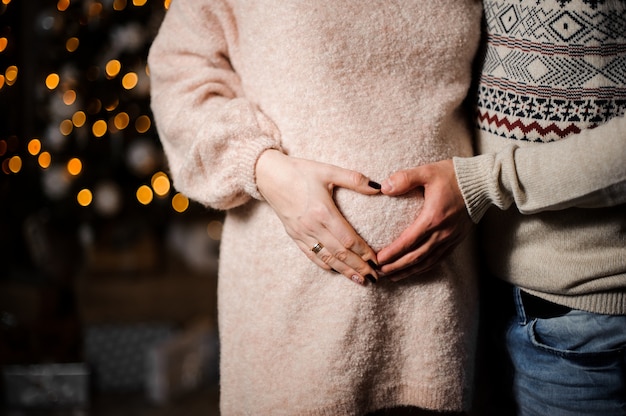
507, 287, 626, 416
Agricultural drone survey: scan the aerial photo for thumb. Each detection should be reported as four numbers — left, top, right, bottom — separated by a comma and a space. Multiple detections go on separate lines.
381, 167, 426, 196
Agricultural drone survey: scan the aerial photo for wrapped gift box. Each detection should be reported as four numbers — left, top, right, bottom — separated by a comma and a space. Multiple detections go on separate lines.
2, 363, 89, 409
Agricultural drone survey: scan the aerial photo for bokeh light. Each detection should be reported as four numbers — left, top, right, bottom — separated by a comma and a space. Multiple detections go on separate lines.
38, 152, 52, 169
77, 189, 93, 206
8, 155, 22, 173
136, 184, 153, 205
92, 119, 107, 137
46, 73, 60, 90
135, 115, 151, 133
122, 72, 138, 89
66, 37, 79, 52
207, 220, 223, 241
172, 193, 189, 213
5, 65, 18, 86
67, 157, 82, 175
114, 112, 130, 130
105, 59, 121, 78
151, 171, 170, 196
28, 139, 42, 155
72, 111, 86, 127
60, 119, 74, 136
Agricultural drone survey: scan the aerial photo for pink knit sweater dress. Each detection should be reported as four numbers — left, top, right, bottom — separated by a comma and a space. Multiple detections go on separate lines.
149, 1, 482, 414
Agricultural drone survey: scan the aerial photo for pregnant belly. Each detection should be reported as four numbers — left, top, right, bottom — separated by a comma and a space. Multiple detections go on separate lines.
333, 186, 424, 251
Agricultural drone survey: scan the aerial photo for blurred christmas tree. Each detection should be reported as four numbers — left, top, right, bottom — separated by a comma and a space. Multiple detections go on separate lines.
0, 0, 225, 368
0, 0, 205, 281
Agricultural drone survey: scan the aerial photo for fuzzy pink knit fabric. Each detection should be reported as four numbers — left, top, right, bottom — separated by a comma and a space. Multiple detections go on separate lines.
149, 1, 482, 414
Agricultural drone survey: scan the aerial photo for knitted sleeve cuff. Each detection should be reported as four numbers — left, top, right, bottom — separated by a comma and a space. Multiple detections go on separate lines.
239, 134, 283, 202
453, 154, 508, 223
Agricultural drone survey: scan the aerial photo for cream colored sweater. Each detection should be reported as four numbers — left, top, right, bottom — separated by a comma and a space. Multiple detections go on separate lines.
454, 0, 626, 315
149, 1, 482, 414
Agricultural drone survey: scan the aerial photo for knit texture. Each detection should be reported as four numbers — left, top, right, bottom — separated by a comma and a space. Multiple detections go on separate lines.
455, 0, 626, 315
149, 0, 482, 414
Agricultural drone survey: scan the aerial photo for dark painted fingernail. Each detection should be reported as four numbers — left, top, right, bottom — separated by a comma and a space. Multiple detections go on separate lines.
365, 274, 377, 284
368, 180, 382, 190
367, 259, 379, 270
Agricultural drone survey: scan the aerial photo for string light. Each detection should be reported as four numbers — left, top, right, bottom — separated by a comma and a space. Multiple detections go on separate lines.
135, 115, 151, 133
207, 220, 223, 241
151, 171, 170, 196
114, 112, 129, 130
67, 157, 82, 176
38, 152, 51, 169
60, 119, 73, 136
121, 72, 138, 89
57, 0, 70, 12
28, 139, 42, 155
92, 120, 107, 137
46, 73, 60, 90
66, 37, 79, 52
136, 185, 153, 205
113, 0, 127, 11
1, 0, 184, 219
172, 193, 189, 213
77, 189, 93, 206
5, 65, 17, 86
63, 90, 77, 105
72, 111, 86, 127
8, 155, 21, 173
105, 59, 121, 78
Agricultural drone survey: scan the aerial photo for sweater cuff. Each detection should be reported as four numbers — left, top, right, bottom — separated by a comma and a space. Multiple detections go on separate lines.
453, 154, 499, 223
239, 135, 283, 201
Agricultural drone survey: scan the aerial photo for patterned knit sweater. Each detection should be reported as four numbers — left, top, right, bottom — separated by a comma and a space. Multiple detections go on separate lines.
455, 0, 626, 314
149, 0, 482, 414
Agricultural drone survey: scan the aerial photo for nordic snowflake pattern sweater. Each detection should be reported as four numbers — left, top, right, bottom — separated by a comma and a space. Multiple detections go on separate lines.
455, 0, 626, 314
149, 0, 482, 414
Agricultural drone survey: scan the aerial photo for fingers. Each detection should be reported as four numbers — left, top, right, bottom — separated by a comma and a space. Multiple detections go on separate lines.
324, 165, 382, 196
381, 167, 427, 196
380, 231, 458, 281
298, 237, 378, 286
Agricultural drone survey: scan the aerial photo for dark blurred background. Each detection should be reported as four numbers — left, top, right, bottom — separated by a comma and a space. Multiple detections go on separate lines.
0, 1, 221, 414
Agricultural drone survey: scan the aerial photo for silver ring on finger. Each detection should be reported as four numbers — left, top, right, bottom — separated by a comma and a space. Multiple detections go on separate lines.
311, 242, 324, 254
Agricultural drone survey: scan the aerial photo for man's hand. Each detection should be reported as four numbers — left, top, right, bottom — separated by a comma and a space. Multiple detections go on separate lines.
377, 159, 473, 281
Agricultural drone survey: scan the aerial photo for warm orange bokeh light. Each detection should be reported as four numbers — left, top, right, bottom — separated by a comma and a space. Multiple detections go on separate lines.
77, 189, 93, 206
8, 155, 22, 173
135, 115, 151, 133
60, 119, 74, 136
73, 111, 87, 127
105, 60, 121, 78
172, 193, 189, 213
66, 37, 79, 52
46, 73, 60, 90
38, 152, 52, 169
92, 120, 108, 137
28, 139, 42, 156
151, 172, 170, 196
63, 90, 77, 105
67, 158, 82, 176
136, 185, 153, 205
122, 72, 138, 89
114, 112, 130, 130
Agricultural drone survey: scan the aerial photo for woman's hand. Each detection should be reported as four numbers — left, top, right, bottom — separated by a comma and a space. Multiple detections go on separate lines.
255, 149, 381, 286
377, 159, 473, 281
